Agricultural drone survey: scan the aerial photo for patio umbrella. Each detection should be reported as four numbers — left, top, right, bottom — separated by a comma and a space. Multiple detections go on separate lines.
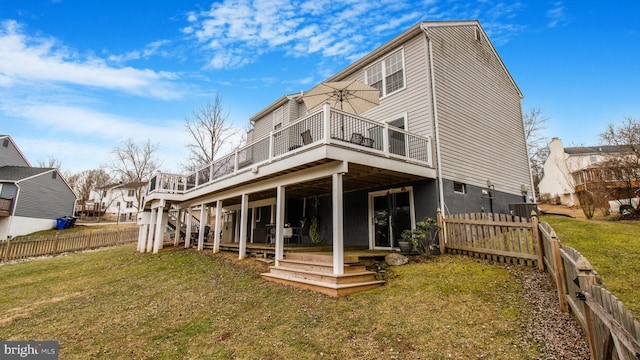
302, 80, 380, 115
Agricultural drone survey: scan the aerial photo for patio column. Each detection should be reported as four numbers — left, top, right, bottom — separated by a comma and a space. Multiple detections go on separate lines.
198, 204, 207, 251
184, 207, 192, 248
146, 208, 156, 253
137, 222, 148, 253
152, 206, 164, 254
174, 209, 182, 247
213, 200, 222, 253
238, 194, 249, 259
275, 185, 285, 265
332, 172, 344, 275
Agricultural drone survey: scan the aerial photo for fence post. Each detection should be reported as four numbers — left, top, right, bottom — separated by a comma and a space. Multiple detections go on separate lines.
436, 208, 445, 254
2, 237, 10, 262
53, 233, 60, 255
549, 229, 569, 312
530, 211, 544, 272
576, 256, 598, 360
86, 231, 93, 249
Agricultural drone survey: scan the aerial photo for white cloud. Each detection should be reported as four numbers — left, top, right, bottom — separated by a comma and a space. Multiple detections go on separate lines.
546, 2, 567, 28
0, 20, 183, 100
186, 0, 532, 70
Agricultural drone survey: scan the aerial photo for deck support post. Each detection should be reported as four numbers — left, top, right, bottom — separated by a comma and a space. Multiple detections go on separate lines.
332, 172, 344, 275
137, 222, 148, 253
275, 185, 285, 266
152, 206, 164, 253
239, 194, 249, 259
146, 208, 156, 253
185, 207, 192, 248
174, 209, 182, 247
213, 200, 222, 253
198, 204, 207, 251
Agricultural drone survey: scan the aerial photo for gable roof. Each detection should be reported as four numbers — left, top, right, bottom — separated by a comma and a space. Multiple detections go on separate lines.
0, 166, 55, 182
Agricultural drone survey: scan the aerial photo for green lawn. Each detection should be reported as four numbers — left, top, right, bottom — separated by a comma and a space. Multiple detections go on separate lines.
0, 245, 544, 359
541, 215, 640, 318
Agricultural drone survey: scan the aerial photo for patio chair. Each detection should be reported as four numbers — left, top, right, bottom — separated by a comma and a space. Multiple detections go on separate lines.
301, 130, 313, 145
350, 133, 364, 145
361, 137, 374, 148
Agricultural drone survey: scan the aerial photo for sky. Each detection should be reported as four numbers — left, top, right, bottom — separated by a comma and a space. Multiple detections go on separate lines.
0, 0, 638, 175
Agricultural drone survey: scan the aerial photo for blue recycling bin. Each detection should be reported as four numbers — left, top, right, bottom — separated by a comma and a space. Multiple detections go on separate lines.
56, 218, 67, 230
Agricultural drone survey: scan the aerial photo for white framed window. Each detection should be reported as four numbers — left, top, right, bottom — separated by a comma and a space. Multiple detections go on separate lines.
273, 107, 283, 130
126, 201, 134, 208
366, 50, 406, 97
453, 182, 466, 194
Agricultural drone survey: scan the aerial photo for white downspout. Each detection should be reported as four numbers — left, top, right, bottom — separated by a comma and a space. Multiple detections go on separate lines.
422, 25, 446, 214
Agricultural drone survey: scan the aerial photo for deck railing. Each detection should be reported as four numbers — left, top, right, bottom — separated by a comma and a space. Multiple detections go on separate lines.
148, 105, 433, 195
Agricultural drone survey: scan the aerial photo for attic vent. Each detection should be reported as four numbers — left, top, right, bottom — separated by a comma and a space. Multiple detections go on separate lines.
2, 139, 8, 147
52, 172, 57, 179
474, 28, 481, 42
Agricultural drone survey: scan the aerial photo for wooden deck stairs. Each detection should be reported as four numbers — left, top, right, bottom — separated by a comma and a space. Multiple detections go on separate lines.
261, 253, 385, 297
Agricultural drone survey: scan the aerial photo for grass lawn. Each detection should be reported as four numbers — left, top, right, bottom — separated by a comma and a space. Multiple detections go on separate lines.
0, 244, 545, 359
541, 215, 640, 318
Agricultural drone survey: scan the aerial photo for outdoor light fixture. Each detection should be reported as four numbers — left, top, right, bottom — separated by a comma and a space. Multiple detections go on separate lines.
483, 180, 495, 213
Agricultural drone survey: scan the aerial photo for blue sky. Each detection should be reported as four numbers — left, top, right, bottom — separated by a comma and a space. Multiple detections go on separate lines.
0, 0, 638, 174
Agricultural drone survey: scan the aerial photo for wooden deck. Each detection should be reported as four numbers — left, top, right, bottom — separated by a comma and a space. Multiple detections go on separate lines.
191, 241, 394, 296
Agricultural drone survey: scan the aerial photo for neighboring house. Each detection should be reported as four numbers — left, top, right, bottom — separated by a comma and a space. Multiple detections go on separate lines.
138, 21, 532, 294
0, 135, 77, 240
539, 137, 639, 207
78, 181, 147, 222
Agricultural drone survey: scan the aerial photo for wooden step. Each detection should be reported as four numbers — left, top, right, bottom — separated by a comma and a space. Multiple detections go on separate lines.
285, 253, 359, 264
276, 259, 367, 274
261, 272, 385, 297
266, 266, 377, 285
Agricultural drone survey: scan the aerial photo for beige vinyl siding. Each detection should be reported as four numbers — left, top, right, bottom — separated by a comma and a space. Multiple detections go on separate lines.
334, 35, 434, 138
428, 25, 530, 196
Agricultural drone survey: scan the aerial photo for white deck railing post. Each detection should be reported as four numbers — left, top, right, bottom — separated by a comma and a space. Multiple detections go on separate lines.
268, 132, 274, 162
383, 123, 390, 157
323, 104, 331, 143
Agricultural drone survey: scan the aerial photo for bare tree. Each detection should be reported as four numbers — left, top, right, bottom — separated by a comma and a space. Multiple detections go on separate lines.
599, 117, 640, 215
523, 108, 549, 193
110, 139, 161, 210
37, 157, 62, 169
183, 94, 239, 171
67, 169, 112, 219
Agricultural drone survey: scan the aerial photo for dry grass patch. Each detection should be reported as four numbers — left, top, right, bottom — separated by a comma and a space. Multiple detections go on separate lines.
0, 245, 550, 359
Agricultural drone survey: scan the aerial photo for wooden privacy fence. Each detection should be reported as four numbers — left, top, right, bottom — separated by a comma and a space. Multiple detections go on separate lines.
0, 227, 139, 263
438, 211, 543, 269
439, 211, 640, 360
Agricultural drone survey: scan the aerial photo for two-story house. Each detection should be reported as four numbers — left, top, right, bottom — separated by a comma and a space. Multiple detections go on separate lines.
0, 135, 77, 240
138, 20, 532, 295
81, 181, 147, 222
539, 137, 639, 209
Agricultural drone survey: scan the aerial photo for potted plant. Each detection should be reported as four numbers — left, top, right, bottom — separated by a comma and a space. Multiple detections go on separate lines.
400, 217, 441, 257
